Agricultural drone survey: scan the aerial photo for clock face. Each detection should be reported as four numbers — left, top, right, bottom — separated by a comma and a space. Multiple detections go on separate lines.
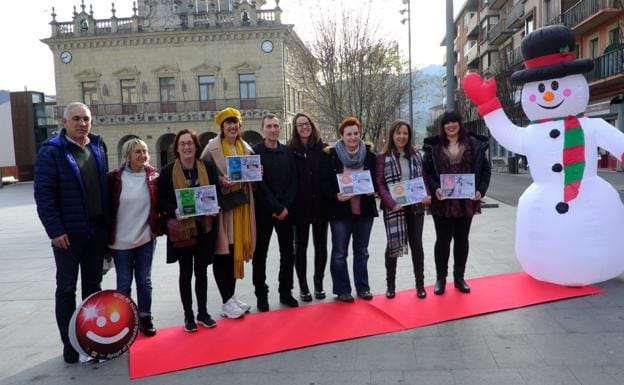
60, 51, 72, 64
261, 40, 273, 53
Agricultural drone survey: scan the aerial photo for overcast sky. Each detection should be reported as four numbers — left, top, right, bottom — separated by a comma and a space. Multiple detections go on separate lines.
0, 0, 463, 95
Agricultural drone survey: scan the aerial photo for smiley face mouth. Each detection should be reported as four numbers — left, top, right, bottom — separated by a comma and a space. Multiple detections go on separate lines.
537, 99, 564, 109
86, 327, 130, 345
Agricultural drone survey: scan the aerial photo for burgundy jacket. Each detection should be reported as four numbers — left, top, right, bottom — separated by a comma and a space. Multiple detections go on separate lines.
107, 164, 161, 246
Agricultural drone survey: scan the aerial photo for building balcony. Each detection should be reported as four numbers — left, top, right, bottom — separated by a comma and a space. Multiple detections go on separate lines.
487, 19, 512, 45
561, 0, 623, 34
465, 14, 479, 38
465, 44, 480, 67
505, 1, 525, 29
53, 97, 282, 124
587, 46, 624, 96
483, 0, 508, 10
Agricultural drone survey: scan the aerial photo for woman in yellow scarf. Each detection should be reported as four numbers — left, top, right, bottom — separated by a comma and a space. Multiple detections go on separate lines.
201, 108, 257, 319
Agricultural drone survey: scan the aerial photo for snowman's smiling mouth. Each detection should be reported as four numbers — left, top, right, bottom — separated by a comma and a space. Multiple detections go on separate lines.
537, 100, 565, 109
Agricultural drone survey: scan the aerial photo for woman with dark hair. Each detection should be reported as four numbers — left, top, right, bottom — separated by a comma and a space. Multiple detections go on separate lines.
200, 107, 256, 318
321, 116, 378, 303
108, 138, 160, 336
288, 112, 329, 301
375, 120, 431, 299
422, 110, 491, 295
158, 129, 220, 332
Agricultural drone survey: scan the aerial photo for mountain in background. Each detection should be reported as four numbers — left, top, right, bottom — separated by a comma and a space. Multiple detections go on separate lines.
400, 65, 445, 145
0, 90, 10, 105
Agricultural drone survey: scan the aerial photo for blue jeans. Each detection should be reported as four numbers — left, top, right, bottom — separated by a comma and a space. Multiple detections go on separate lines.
329, 216, 374, 295
111, 239, 156, 316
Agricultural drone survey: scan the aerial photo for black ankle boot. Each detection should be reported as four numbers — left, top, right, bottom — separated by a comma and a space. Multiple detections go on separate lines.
314, 280, 326, 300
386, 282, 395, 299
454, 277, 471, 293
416, 280, 426, 299
434, 278, 446, 295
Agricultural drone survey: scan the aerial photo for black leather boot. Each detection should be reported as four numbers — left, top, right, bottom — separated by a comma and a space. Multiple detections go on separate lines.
454, 277, 471, 293
416, 280, 426, 299
386, 280, 396, 299
434, 278, 446, 295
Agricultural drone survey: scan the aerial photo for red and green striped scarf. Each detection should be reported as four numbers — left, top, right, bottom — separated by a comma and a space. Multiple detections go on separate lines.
531, 113, 585, 203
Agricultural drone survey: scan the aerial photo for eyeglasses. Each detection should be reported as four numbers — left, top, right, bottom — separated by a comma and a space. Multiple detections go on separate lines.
296, 122, 311, 129
179, 141, 195, 148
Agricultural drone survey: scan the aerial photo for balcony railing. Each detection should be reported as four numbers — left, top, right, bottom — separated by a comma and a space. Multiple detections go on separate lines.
487, 18, 512, 44
586, 46, 624, 82
562, 0, 623, 30
53, 97, 282, 120
505, 1, 524, 29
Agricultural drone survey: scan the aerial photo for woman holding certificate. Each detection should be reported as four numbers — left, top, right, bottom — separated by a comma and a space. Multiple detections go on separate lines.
321, 117, 378, 303
108, 138, 160, 336
422, 110, 491, 295
374, 120, 431, 299
158, 129, 220, 332
200, 107, 256, 319
289, 113, 329, 302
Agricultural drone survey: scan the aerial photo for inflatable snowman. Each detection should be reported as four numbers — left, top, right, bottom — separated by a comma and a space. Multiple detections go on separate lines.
462, 25, 624, 286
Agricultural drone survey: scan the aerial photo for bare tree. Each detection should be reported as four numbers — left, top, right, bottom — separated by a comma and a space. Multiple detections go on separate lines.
300, 7, 409, 143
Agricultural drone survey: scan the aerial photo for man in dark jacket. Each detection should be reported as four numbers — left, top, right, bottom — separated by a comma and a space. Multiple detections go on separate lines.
34, 102, 109, 363
252, 114, 298, 311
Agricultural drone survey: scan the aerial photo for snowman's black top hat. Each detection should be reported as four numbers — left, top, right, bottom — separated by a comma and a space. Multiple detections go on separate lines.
511, 25, 594, 85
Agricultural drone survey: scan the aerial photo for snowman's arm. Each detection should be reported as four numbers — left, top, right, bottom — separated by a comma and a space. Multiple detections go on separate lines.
482, 109, 525, 155
593, 118, 624, 161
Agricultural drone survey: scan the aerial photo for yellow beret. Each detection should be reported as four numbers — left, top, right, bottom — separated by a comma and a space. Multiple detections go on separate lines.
215, 107, 242, 127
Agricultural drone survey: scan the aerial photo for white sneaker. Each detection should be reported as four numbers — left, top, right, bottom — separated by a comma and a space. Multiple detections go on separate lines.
232, 296, 251, 313
221, 298, 245, 319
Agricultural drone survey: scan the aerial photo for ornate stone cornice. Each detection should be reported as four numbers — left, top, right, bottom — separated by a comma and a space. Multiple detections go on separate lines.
42, 27, 290, 51
232, 61, 261, 73
94, 109, 275, 125
152, 64, 179, 76
112, 67, 140, 78
190, 62, 220, 74
73, 68, 100, 80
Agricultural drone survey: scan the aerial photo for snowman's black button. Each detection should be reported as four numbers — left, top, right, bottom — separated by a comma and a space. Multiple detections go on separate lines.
552, 163, 563, 172
556, 202, 569, 214
550, 129, 560, 139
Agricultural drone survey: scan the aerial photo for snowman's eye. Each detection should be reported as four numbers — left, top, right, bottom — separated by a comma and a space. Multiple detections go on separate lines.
538, 83, 546, 93
551, 81, 559, 90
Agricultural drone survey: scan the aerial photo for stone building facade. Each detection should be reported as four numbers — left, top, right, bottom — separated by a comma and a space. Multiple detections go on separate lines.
43, 0, 310, 168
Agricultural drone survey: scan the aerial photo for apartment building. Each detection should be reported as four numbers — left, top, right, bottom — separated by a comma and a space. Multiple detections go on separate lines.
447, 0, 624, 169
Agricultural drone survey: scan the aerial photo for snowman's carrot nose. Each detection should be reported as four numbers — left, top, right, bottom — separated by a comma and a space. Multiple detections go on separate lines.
543, 91, 555, 102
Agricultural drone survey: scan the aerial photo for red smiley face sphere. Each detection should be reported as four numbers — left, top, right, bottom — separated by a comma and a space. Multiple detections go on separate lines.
69, 290, 139, 360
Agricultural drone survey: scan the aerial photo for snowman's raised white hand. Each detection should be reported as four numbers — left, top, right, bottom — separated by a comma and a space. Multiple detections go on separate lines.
461, 73, 502, 116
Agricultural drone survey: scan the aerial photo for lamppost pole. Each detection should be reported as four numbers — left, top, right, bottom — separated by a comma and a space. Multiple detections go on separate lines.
401, 0, 414, 132
445, 0, 456, 110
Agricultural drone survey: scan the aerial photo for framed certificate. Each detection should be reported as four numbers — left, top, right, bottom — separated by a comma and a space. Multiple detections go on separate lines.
336, 170, 374, 195
389, 177, 427, 206
440, 173, 475, 199
226, 155, 262, 182
175, 185, 219, 217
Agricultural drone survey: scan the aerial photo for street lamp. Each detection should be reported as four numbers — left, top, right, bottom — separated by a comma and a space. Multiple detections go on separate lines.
400, 0, 414, 134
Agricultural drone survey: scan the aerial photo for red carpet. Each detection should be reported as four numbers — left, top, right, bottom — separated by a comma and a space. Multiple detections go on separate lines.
129, 272, 602, 378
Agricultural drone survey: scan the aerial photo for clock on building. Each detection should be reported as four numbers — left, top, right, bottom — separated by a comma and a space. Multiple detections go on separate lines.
60, 51, 72, 64
261, 40, 273, 53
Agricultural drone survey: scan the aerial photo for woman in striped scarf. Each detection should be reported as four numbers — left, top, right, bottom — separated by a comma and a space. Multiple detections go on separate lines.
375, 120, 431, 299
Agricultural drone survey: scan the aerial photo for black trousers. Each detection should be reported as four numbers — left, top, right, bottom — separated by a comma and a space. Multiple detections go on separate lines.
432, 215, 473, 279
177, 252, 208, 316
213, 244, 236, 304
53, 223, 107, 345
294, 219, 328, 292
252, 211, 295, 297
384, 212, 425, 289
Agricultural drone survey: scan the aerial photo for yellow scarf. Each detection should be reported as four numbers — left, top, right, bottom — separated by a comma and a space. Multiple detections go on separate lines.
221, 137, 253, 279
172, 159, 213, 237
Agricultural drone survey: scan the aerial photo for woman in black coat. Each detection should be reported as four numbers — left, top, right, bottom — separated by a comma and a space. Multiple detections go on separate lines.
288, 112, 329, 301
158, 129, 220, 332
422, 110, 491, 295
